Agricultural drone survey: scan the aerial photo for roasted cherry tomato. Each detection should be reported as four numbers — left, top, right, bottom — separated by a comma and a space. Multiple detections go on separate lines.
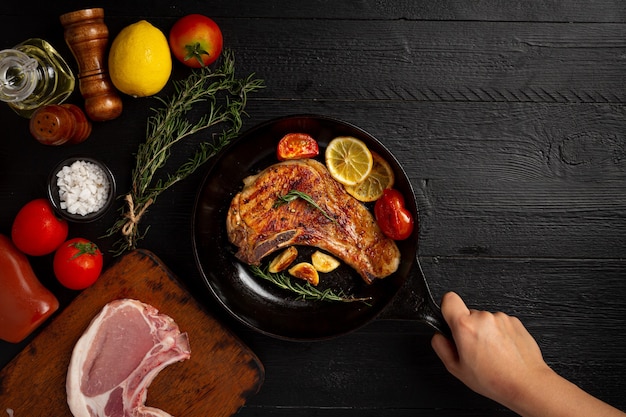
169, 14, 223, 68
0, 234, 59, 343
53, 238, 103, 290
374, 189, 415, 240
277, 133, 320, 160
11, 198, 69, 256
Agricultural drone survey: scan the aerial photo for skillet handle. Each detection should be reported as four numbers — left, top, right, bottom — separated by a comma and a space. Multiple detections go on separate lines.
411, 258, 453, 340
419, 292, 452, 340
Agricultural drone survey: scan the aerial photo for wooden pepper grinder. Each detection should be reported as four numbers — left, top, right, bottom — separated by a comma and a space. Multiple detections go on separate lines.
60, 8, 122, 122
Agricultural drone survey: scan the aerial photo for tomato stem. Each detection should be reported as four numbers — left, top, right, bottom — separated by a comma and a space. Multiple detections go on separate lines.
70, 242, 99, 259
184, 42, 209, 67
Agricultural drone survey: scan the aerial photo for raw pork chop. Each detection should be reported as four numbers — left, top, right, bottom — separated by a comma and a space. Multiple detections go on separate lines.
66, 299, 191, 417
227, 159, 400, 283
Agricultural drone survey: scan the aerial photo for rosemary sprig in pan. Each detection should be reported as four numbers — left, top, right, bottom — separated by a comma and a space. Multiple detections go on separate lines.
273, 190, 337, 224
249, 265, 372, 304
107, 50, 264, 255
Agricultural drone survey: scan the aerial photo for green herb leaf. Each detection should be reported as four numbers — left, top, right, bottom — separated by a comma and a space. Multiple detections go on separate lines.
249, 265, 371, 304
107, 49, 264, 255
273, 190, 337, 223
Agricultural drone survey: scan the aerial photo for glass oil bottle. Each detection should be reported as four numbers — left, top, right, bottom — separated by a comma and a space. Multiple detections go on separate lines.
0, 38, 75, 118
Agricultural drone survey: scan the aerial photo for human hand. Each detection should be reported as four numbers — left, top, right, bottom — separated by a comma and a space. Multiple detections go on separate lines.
430, 292, 552, 406
431, 292, 626, 417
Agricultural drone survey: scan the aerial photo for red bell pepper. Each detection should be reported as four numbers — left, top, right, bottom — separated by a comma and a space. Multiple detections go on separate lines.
0, 234, 59, 343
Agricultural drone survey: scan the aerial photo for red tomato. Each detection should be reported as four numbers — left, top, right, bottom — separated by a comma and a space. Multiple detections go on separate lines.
53, 238, 103, 290
277, 133, 320, 161
374, 189, 415, 240
11, 198, 69, 256
169, 14, 223, 68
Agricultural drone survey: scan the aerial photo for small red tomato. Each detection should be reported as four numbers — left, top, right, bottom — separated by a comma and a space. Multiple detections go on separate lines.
169, 14, 223, 68
53, 238, 103, 290
11, 198, 69, 256
277, 133, 320, 161
374, 189, 415, 240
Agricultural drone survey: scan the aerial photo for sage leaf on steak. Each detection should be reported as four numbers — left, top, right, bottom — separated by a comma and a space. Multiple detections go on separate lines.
273, 190, 337, 224
250, 265, 372, 304
107, 50, 264, 255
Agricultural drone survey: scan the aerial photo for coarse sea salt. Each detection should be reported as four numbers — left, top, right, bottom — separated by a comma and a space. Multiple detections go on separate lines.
57, 160, 110, 216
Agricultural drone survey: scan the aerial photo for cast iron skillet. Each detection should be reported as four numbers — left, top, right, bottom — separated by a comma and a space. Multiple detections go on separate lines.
192, 115, 450, 340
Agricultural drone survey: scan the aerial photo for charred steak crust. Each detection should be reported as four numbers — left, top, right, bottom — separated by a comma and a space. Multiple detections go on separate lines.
226, 159, 400, 283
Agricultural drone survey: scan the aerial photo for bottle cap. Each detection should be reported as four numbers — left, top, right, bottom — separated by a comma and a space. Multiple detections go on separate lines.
29, 105, 76, 146
0, 49, 38, 102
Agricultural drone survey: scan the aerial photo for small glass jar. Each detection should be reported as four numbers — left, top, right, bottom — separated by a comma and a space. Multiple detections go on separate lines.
0, 38, 75, 118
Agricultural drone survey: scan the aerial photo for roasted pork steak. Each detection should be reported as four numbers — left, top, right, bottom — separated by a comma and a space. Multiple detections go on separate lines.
227, 159, 400, 283
66, 299, 190, 417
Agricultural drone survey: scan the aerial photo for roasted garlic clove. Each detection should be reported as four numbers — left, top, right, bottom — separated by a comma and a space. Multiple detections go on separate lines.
311, 250, 340, 273
288, 262, 320, 286
268, 246, 298, 273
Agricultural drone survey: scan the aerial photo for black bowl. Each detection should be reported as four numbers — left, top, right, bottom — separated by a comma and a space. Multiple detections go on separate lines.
47, 156, 116, 222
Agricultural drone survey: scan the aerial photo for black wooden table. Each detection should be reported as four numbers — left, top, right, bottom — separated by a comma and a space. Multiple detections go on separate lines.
1, 1, 625, 416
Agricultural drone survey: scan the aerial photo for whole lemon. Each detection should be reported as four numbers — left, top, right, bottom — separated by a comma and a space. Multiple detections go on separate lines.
108, 20, 172, 97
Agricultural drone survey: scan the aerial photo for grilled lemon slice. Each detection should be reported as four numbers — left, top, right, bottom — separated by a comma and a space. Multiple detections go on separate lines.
325, 136, 373, 186
345, 151, 395, 202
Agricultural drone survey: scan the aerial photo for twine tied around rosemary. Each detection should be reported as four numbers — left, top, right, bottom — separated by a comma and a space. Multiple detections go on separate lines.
120, 194, 153, 239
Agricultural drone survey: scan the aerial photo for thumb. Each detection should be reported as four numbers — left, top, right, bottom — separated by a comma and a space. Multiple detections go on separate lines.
440, 291, 471, 326
432, 292, 469, 372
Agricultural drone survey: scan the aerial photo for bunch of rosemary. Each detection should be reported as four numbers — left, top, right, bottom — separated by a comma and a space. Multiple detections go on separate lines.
107, 50, 264, 254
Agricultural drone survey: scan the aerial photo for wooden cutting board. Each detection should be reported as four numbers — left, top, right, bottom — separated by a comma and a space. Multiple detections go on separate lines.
0, 249, 264, 416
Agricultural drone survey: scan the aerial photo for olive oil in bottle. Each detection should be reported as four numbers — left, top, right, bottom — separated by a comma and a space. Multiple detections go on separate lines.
0, 38, 75, 118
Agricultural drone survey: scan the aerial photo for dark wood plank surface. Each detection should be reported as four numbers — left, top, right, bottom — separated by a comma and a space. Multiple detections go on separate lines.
1, 1, 625, 416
